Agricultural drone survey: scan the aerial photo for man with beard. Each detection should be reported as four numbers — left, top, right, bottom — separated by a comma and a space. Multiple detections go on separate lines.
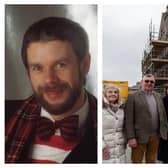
5, 17, 97, 163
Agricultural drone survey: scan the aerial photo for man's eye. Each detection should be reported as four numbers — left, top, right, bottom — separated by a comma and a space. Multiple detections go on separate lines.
31, 65, 42, 72
56, 63, 66, 69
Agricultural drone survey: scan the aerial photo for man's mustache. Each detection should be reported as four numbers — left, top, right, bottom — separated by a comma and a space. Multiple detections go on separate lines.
41, 83, 69, 92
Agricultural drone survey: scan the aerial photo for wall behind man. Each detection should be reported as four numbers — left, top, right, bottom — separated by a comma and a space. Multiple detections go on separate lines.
5, 5, 97, 99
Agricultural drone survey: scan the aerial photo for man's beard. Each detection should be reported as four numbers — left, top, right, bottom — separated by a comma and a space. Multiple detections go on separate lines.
34, 81, 83, 115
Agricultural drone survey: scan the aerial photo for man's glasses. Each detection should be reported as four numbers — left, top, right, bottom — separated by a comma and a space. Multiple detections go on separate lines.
144, 80, 155, 84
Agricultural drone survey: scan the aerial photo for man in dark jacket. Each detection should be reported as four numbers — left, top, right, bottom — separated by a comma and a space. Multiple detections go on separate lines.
158, 87, 168, 163
5, 17, 97, 163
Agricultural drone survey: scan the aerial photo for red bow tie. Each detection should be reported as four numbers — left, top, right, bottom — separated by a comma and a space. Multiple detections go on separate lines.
36, 115, 79, 141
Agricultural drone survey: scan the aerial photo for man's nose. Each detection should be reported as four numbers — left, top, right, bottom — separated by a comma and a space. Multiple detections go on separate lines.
44, 69, 59, 85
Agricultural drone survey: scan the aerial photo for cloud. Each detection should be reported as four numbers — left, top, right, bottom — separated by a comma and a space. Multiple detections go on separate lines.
103, 5, 166, 86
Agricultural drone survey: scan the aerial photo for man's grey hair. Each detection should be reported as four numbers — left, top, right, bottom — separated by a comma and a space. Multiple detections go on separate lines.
142, 74, 155, 79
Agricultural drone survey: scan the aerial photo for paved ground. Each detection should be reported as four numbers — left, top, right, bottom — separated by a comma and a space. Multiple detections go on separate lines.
126, 146, 131, 163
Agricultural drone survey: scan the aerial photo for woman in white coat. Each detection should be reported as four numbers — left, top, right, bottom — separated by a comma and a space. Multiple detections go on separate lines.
102, 85, 126, 163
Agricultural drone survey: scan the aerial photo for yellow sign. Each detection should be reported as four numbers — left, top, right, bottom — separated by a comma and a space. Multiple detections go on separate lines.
103, 80, 128, 99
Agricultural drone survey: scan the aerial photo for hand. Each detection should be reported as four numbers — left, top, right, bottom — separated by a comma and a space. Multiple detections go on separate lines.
103, 146, 110, 160
128, 138, 137, 148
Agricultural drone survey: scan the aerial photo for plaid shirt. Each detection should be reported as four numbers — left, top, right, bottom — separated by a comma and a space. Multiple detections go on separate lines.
5, 92, 97, 163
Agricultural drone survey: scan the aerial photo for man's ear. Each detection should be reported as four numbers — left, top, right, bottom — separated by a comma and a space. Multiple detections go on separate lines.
140, 79, 143, 85
80, 52, 91, 75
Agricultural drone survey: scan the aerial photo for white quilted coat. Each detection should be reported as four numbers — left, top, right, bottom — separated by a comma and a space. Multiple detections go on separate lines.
103, 106, 126, 163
